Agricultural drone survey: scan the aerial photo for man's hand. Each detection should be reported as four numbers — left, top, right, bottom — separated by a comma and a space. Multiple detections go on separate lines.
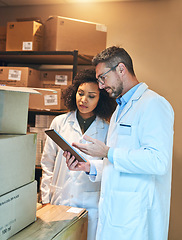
72, 135, 109, 158
63, 151, 90, 173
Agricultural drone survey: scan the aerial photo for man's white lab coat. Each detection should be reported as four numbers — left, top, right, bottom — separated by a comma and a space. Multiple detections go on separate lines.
95, 83, 174, 240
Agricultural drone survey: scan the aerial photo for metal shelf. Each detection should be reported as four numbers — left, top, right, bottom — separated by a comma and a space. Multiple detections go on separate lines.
0, 50, 93, 64
0, 50, 93, 79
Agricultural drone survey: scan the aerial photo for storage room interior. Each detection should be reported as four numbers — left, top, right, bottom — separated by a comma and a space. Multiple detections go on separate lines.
0, 0, 181, 239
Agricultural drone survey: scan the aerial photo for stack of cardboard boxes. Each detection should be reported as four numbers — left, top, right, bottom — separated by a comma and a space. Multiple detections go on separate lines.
0, 86, 88, 240
0, 66, 69, 110
0, 16, 107, 203
0, 86, 38, 240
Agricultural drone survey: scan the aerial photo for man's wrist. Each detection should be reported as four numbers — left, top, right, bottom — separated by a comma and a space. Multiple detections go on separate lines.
86, 161, 97, 176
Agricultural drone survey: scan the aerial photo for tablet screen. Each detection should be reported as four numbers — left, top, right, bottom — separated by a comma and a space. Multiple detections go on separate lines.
45, 129, 86, 162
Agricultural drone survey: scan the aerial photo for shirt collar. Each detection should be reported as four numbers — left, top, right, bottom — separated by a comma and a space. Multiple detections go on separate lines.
116, 83, 142, 106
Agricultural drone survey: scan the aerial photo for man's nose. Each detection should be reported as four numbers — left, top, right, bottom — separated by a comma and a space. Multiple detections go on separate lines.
99, 82, 105, 89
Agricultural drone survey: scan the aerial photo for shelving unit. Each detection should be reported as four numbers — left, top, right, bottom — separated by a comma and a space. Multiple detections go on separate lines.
0, 50, 93, 117
0, 50, 93, 193
0, 50, 93, 80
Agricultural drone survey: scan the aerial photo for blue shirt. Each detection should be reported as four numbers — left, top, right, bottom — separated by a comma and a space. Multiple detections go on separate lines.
108, 83, 141, 163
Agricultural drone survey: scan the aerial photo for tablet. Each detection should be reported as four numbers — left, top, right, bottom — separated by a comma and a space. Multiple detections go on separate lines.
45, 129, 86, 162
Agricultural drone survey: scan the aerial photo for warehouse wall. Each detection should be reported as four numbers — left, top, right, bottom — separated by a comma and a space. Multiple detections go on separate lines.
0, 0, 181, 238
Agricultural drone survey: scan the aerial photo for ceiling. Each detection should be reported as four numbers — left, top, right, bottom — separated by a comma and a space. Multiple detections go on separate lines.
0, 0, 151, 6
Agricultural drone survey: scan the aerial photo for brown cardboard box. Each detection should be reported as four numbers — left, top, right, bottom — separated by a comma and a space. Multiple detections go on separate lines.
40, 70, 72, 87
29, 88, 67, 110
0, 86, 39, 134
0, 134, 37, 196
9, 205, 88, 240
0, 67, 41, 87
0, 181, 37, 240
44, 16, 107, 55
6, 21, 43, 51
0, 26, 6, 51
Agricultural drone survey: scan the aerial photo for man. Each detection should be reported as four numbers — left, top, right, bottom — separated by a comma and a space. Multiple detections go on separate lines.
64, 46, 174, 240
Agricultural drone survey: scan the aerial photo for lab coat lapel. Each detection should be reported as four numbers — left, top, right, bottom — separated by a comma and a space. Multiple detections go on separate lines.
68, 111, 103, 137
85, 116, 103, 137
116, 83, 148, 123
68, 111, 81, 134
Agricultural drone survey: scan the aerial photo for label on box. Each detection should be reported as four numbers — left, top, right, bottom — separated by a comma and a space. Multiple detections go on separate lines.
96, 24, 107, 32
8, 70, 21, 81
44, 95, 58, 106
67, 207, 84, 214
22, 42, 33, 51
55, 75, 68, 85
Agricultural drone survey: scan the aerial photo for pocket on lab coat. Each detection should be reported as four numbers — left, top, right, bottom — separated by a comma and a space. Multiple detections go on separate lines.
118, 123, 132, 135
109, 190, 141, 228
116, 123, 138, 148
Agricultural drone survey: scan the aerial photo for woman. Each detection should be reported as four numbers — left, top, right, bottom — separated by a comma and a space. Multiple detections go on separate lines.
40, 69, 116, 240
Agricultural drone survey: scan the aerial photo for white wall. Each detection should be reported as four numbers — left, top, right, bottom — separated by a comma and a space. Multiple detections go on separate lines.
0, 0, 181, 238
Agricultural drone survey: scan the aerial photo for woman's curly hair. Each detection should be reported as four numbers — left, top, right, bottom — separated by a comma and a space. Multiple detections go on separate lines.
63, 68, 116, 121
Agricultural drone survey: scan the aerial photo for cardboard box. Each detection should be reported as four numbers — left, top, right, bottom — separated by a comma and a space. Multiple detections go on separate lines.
6, 21, 43, 51
0, 85, 39, 134
9, 205, 88, 240
0, 67, 41, 87
0, 134, 37, 196
0, 26, 6, 51
29, 88, 67, 110
40, 70, 72, 87
0, 181, 37, 240
44, 16, 107, 55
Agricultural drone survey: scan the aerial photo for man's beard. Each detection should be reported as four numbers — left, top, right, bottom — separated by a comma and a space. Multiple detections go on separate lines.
108, 82, 123, 98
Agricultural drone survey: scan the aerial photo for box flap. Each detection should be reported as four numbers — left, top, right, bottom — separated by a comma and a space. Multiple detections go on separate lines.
32, 88, 58, 93
16, 17, 43, 24
0, 85, 39, 94
46, 15, 106, 28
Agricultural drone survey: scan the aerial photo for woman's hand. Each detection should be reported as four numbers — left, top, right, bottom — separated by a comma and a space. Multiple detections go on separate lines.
63, 151, 91, 173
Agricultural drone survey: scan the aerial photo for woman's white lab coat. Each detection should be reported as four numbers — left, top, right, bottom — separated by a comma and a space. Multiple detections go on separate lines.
94, 83, 174, 240
41, 111, 109, 240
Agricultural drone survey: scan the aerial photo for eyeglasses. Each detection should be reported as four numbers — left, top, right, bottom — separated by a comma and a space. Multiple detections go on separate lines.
97, 63, 119, 85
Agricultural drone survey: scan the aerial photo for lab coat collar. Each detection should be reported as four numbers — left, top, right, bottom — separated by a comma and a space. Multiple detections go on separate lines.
86, 115, 105, 137
116, 82, 148, 122
67, 111, 80, 133
67, 110, 105, 136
